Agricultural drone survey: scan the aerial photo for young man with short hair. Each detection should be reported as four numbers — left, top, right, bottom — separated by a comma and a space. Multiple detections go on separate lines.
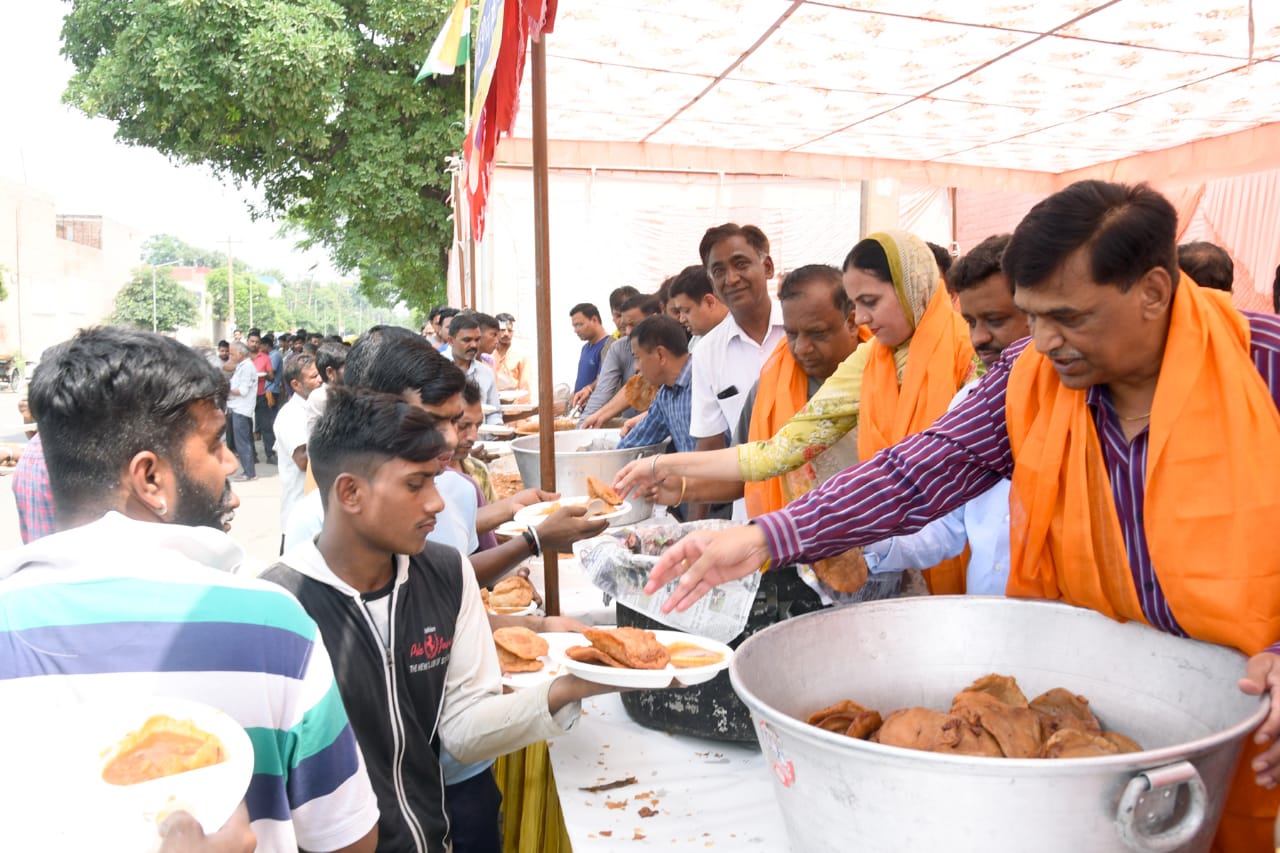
579, 293, 663, 428
263, 386, 619, 853
0, 327, 379, 853
492, 312, 530, 394
474, 312, 501, 368
246, 329, 277, 465
569, 302, 611, 408
667, 263, 729, 344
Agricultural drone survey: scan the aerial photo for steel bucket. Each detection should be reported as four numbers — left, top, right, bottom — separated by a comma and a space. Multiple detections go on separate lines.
509, 429, 666, 526
729, 597, 1268, 853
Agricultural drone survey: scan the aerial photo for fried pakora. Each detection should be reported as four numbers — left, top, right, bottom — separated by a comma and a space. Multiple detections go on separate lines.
568, 627, 671, 670
493, 626, 548, 674
951, 690, 1043, 758
807, 700, 883, 739
487, 576, 537, 611
1029, 688, 1102, 737
586, 475, 623, 507
565, 645, 627, 667
811, 674, 1139, 760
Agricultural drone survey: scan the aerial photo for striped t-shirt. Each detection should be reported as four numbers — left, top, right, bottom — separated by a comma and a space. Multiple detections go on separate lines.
0, 512, 379, 851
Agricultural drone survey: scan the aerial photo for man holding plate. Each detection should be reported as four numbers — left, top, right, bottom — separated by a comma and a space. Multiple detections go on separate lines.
0, 327, 379, 852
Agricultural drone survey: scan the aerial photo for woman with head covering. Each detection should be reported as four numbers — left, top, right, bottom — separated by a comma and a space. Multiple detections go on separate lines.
616, 230, 977, 594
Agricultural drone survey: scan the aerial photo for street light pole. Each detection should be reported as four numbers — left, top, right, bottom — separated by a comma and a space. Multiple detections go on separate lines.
151, 260, 182, 332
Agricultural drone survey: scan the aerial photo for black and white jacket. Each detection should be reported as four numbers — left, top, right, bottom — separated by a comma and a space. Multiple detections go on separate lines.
264, 540, 572, 853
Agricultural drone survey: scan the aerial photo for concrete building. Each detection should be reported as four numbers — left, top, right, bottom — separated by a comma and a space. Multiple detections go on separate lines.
0, 176, 145, 363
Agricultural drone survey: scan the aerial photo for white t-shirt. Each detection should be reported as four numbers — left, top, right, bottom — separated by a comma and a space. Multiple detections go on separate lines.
688, 300, 785, 441
427, 469, 480, 555
304, 383, 331, 434
273, 394, 311, 528
228, 359, 258, 418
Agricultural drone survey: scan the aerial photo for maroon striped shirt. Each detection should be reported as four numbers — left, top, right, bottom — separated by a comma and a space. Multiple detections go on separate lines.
756, 312, 1280, 646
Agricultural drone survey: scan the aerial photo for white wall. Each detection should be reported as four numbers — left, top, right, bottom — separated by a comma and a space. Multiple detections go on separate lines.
477, 167, 865, 391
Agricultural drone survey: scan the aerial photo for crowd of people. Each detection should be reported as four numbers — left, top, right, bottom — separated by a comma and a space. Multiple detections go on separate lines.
2, 177, 1280, 852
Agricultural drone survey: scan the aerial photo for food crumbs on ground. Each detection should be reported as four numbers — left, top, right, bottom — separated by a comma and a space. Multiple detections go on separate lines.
580, 775, 637, 792
650, 799, 660, 806
600, 830, 612, 837
634, 790, 653, 799
606, 799, 628, 810
633, 830, 646, 840
638, 806, 658, 818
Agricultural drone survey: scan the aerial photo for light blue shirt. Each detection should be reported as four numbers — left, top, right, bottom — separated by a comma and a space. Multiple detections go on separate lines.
458, 357, 503, 425
863, 478, 1011, 595
426, 470, 480, 556
862, 382, 1011, 595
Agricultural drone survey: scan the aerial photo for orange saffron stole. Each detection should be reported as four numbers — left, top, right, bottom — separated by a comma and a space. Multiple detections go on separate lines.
743, 338, 810, 518
858, 283, 976, 594
1005, 276, 1280, 849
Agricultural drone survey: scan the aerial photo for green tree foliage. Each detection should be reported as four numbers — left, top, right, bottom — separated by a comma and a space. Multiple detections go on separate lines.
0, 263, 9, 302
205, 269, 290, 333
280, 278, 410, 336
62, 0, 463, 314
111, 267, 200, 332
142, 234, 226, 268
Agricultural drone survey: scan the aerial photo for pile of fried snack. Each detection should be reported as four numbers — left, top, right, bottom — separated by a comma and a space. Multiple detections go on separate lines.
481, 575, 538, 615
513, 416, 579, 435
493, 626, 727, 676
493, 626, 549, 673
566, 627, 724, 670
808, 674, 1141, 759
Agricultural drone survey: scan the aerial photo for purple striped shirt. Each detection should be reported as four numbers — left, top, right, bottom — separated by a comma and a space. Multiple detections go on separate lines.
757, 311, 1280, 647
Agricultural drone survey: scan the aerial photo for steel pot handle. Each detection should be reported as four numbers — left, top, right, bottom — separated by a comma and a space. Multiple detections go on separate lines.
1116, 760, 1208, 852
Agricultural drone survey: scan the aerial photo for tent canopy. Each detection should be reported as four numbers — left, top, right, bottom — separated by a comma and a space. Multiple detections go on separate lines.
500, 0, 1280, 190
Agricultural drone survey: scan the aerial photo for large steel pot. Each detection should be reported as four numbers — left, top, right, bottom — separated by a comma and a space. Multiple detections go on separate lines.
729, 597, 1268, 853
509, 429, 666, 526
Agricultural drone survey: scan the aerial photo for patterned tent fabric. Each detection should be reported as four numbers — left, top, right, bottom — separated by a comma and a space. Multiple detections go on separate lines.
509, 0, 1279, 175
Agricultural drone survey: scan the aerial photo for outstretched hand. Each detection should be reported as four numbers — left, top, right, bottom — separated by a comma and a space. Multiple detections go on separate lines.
614, 455, 663, 502
536, 504, 610, 552
1240, 651, 1280, 788
645, 525, 771, 613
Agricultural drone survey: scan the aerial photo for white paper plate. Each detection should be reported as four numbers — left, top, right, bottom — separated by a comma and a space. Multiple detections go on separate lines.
478, 423, 516, 438
513, 497, 631, 527
493, 520, 529, 539
498, 389, 530, 403
551, 629, 734, 689
473, 440, 513, 455
500, 632, 580, 690
487, 599, 539, 616
2, 696, 254, 852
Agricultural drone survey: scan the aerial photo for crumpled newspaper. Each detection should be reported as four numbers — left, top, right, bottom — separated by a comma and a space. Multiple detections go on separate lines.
572, 519, 762, 643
